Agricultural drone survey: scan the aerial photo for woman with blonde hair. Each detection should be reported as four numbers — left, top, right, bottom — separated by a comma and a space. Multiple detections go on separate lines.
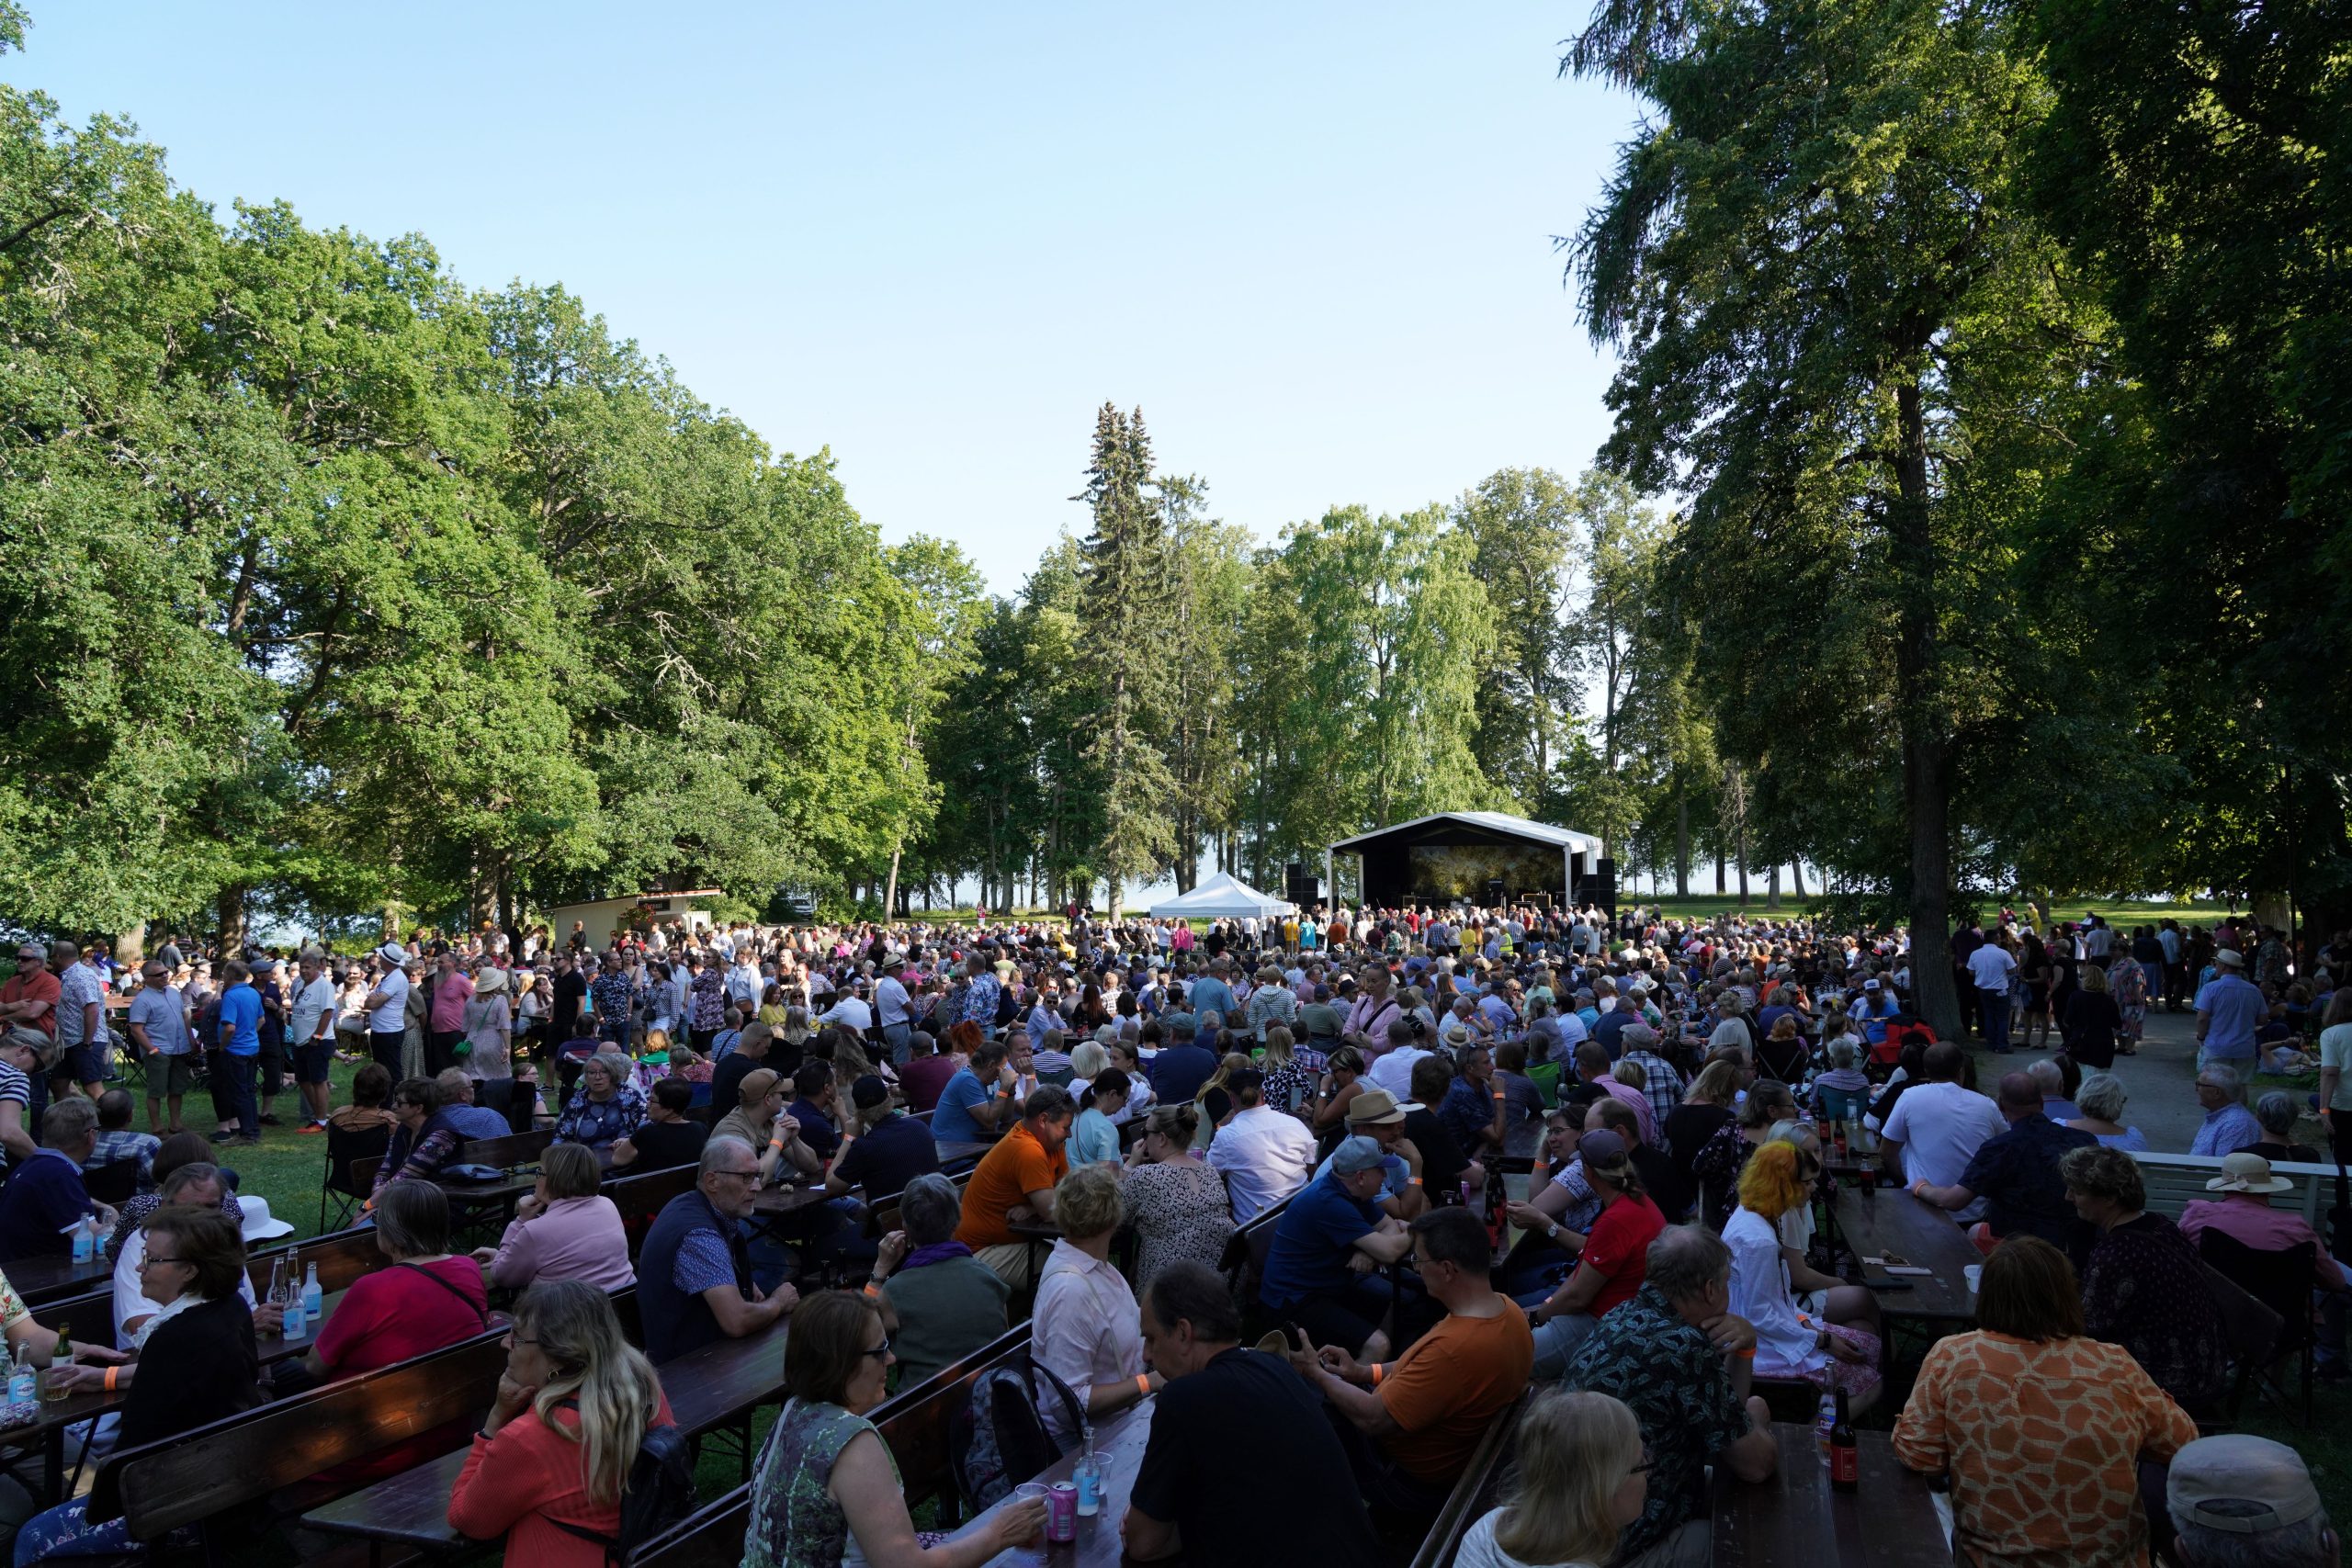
1456, 1388, 1646, 1568
1724, 1141, 1883, 1413
447, 1280, 673, 1564
1258, 1023, 1309, 1111
1193, 1050, 1254, 1145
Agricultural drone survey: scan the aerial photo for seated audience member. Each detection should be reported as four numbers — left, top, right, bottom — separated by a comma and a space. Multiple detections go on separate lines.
1564, 1226, 1779, 1566
1147, 1017, 1220, 1104
1436, 1043, 1510, 1159
1285, 1206, 1535, 1515
825, 1075, 940, 1200
1206, 1066, 1316, 1222
2238, 1090, 2324, 1166
308, 1180, 492, 1480
1877, 1042, 2006, 1222
639, 1137, 796, 1363
107, 1131, 244, 1264
898, 1028, 958, 1114
1577, 1042, 1657, 1147
331, 1062, 401, 1135
84, 1090, 160, 1189
113, 1160, 260, 1346
1530, 1130, 1666, 1378
0, 1099, 116, 1263
553, 1050, 645, 1150
2178, 1150, 2352, 1359
2064, 1071, 2151, 1151
1311, 1089, 1431, 1224
1809, 1037, 1871, 1125
447, 1279, 675, 1564
1403, 1055, 1478, 1195
872, 1173, 1010, 1386
1895, 1235, 2198, 1566
930, 1031, 1020, 1144
1723, 1141, 1883, 1413
1455, 1389, 1649, 1568
477, 1141, 634, 1292
743, 1289, 1045, 1568
1587, 1096, 1681, 1219
1069, 1067, 1128, 1167
435, 1067, 514, 1140
1124, 1260, 1381, 1564
707, 1020, 772, 1116
1261, 1135, 1418, 1359
608, 1077, 710, 1172
371, 1076, 467, 1201
716, 1067, 802, 1181
955, 1086, 1075, 1288
2026, 1056, 2081, 1122
2061, 1145, 2230, 1414
1120, 1102, 1234, 1291
1910, 1071, 2097, 1251
1690, 1079, 1796, 1231
2165, 1434, 2335, 1568
786, 1060, 844, 1161
1500, 1106, 1600, 1295
17, 1209, 254, 1564
2188, 1065, 2262, 1158
1664, 1061, 1741, 1205
1032, 1164, 1157, 1441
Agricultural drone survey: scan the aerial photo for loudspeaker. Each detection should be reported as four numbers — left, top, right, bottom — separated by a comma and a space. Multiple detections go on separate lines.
1485, 878, 1506, 906
1585, 859, 1618, 919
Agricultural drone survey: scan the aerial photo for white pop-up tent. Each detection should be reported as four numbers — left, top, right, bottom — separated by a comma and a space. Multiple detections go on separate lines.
1148, 872, 1297, 920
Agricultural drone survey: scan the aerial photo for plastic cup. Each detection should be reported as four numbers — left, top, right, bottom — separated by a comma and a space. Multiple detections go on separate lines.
1963, 1264, 1982, 1294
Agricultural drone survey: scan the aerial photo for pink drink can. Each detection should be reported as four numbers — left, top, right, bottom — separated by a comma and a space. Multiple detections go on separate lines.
1046, 1482, 1078, 1542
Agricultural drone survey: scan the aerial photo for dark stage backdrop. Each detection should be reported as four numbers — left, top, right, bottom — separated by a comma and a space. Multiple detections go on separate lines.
1406, 842, 1563, 903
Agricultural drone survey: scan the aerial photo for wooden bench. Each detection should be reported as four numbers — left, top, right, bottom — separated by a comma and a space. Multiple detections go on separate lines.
1406, 1390, 1527, 1568
631, 1322, 1034, 1567
1217, 1183, 1287, 1308
2134, 1152, 2337, 1224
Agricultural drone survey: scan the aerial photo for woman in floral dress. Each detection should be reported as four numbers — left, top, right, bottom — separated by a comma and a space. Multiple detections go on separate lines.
2108, 949, 2148, 1055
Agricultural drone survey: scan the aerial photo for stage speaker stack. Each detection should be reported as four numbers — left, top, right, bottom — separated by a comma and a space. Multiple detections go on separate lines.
1587, 858, 1618, 919
1485, 878, 1506, 907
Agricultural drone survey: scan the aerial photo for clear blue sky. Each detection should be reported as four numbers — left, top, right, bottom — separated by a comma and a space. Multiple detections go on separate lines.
7, 2, 1634, 594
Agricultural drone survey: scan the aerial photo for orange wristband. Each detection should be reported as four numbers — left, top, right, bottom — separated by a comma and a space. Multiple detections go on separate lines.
1135, 1373, 1149, 1399
1736, 1348, 1757, 1359
1370, 1362, 1383, 1387
1407, 1177, 1423, 1187
104, 1366, 118, 1391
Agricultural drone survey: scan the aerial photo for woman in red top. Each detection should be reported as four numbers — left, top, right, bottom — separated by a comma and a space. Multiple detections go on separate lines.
449, 1279, 673, 1564
309, 1179, 491, 1481
1527, 1130, 1667, 1379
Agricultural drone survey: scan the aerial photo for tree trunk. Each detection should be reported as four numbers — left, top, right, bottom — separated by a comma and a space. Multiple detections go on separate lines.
1893, 378, 1960, 1040
114, 922, 146, 967
882, 840, 903, 924
1714, 850, 1725, 895
1675, 784, 1690, 897
1767, 863, 1781, 910
1792, 861, 1808, 897
216, 885, 249, 955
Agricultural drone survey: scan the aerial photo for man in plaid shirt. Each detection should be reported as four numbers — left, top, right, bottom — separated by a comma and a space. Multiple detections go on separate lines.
85, 1090, 160, 1187
1616, 1022, 1686, 1154
944, 952, 1002, 1036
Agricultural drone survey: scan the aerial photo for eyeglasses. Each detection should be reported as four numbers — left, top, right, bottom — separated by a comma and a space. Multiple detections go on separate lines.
711, 1168, 760, 1183
137, 1253, 187, 1271
858, 1337, 894, 1360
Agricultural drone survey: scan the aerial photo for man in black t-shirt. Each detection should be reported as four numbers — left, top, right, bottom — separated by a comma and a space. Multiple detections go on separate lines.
827, 1077, 940, 1201
709, 1022, 772, 1119
1125, 1260, 1379, 1565
550, 954, 587, 1042
612, 1078, 709, 1172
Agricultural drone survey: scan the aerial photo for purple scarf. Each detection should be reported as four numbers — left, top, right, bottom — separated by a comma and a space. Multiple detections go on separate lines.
901, 1240, 973, 1273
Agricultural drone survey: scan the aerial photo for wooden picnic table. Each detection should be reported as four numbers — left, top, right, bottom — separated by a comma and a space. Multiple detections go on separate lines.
7, 1251, 119, 1306
1714, 1424, 1949, 1567
1496, 1116, 1544, 1171
301, 1314, 791, 1558
1831, 1187, 1979, 1324
0, 1377, 123, 1505
935, 1139, 992, 1169
957, 1398, 1154, 1566
749, 1181, 846, 1221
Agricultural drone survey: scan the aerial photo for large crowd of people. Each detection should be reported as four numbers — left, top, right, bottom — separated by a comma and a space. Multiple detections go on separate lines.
0, 899, 2340, 1564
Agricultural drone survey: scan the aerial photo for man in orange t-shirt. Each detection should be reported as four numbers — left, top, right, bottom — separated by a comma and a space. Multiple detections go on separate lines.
956, 1084, 1075, 1288
1286, 1205, 1534, 1513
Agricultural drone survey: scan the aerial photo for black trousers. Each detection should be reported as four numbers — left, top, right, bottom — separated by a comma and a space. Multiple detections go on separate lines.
368, 1029, 405, 1079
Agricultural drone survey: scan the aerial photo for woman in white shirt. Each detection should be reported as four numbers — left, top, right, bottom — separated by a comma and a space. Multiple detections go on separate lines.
1028, 1164, 1158, 1444
1721, 1139, 1883, 1413
1456, 1388, 1646, 1568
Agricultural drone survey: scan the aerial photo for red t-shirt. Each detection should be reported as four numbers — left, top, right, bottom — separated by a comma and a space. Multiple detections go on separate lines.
0, 971, 60, 1038
900, 1054, 960, 1114
316, 1256, 490, 1481
1581, 1194, 1666, 1318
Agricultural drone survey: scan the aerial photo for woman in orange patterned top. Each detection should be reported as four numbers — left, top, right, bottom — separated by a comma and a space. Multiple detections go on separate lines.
1893, 1235, 2199, 1568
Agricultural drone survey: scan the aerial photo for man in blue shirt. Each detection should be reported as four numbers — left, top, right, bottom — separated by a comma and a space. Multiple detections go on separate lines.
211, 960, 263, 1146
1259, 1136, 1415, 1359
0, 1098, 112, 1263
2190, 1066, 2265, 1158
2194, 949, 2266, 1076
1146, 1018, 1217, 1103
786, 1061, 842, 1160
930, 1037, 1017, 1143
1187, 960, 1238, 1035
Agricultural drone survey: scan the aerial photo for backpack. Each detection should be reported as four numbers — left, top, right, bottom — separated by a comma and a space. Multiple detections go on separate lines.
549, 1419, 695, 1565
950, 1351, 1088, 1510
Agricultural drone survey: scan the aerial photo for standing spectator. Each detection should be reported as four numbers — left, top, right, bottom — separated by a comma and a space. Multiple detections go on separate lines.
362, 942, 412, 1080
2194, 949, 2265, 1076
209, 958, 263, 1147
288, 951, 340, 1134
427, 950, 475, 1077
126, 961, 191, 1136
1966, 933, 2018, 1052
446, 1280, 673, 1565
870, 1173, 1010, 1386
249, 956, 288, 1131
53, 940, 107, 1101
1894, 1236, 2199, 1568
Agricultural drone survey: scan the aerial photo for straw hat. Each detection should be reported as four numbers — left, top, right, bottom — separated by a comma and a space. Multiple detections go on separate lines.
2206, 1151, 2292, 1195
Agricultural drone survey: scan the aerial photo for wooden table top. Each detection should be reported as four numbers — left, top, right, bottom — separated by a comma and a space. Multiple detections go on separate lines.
958, 1399, 1154, 1566
302, 1315, 791, 1550
1714, 1424, 1950, 1567
935, 1140, 992, 1168
750, 1181, 846, 1219
1497, 1117, 1545, 1169
8, 1252, 118, 1305
1831, 1188, 1979, 1323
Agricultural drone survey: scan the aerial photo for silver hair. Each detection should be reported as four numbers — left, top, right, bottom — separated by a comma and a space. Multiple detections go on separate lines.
2199, 1064, 2243, 1095
2075, 1072, 2131, 1123
699, 1135, 757, 1180
2256, 1090, 2301, 1137
1826, 1037, 1856, 1069
2027, 1059, 2065, 1096
898, 1173, 964, 1247
1645, 1224, 1731, 1303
